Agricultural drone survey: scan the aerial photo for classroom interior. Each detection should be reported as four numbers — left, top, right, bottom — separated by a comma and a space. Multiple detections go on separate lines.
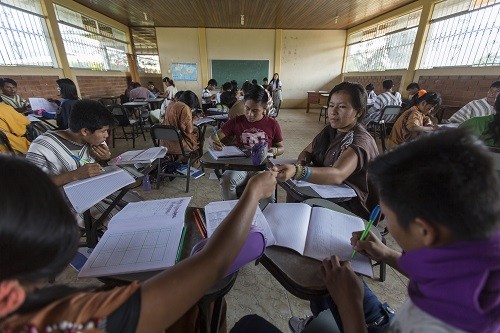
1, 0, 499, 331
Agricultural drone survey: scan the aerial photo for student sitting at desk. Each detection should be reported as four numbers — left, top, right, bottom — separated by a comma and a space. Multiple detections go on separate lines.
236, 129, 499, 333
161, 90, 201, 159
460, 93, 500, 148
0, 156, 278, 332
0, 103, 30, 154
274, 82, 378, 220
26, 99, 141, 226
387, 90, 441, 149
0, 78, 30, 113
55, 79, 79, 130
210, 85, 284, 201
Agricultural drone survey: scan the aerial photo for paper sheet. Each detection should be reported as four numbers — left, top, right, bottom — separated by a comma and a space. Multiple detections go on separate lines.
305, 207, 373, 277
205, 200, 276, 246
28, 98, 58, 113
292, 180, 357, 199
208, 146, 246, 159
63, 166, 135, 213
262, 203, 311, 254
78, 197, 191, 278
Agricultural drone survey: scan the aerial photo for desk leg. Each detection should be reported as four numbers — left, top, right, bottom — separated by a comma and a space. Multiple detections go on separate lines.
89, 189, 128, 247
306, 102, 310, 113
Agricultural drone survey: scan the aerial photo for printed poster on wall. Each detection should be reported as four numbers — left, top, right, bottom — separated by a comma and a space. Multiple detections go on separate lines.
171, 63, 198, 81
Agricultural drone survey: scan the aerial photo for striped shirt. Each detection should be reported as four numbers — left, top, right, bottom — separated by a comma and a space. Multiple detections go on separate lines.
448, 98, 495, 124
364, 91, 402, 124
1, 94, 29, 109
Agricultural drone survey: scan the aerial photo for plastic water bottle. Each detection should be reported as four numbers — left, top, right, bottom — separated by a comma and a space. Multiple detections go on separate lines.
143, 175, 152, 191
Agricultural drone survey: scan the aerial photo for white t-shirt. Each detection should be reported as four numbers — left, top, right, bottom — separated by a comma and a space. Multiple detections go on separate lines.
387, 299, 467, 333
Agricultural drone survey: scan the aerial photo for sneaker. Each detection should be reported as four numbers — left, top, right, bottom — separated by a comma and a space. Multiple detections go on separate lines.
288, 316, 313, 333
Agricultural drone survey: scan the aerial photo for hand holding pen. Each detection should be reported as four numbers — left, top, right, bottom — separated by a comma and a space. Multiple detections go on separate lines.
351, 205, 381, 258
211, 127, 224, 150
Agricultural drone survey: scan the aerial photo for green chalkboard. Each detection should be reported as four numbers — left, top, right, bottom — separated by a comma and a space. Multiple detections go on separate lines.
211, 60, 269, 88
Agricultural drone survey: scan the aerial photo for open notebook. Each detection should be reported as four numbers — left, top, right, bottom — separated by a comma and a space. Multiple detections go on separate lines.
205, 201, 373, 277
111, 147, 167, 165
63, 165, 135, 213
78, 197, 191, 278
208, 146, 246, 159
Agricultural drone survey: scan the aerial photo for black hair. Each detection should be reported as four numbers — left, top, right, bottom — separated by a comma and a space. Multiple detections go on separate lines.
222, 82, 232, 91
406, 90, 442, 111
369, 128, 499, 240
0, 78, 17, 87
162, 76, 170, 82
69, 99, 115, 133
178, 90, 200, 110
220, 91, 236, 108
208, 79, 217, 86
252, 79, 258, 85
241, 81, 253, 95
132, 82, 141, 89
270, 73, 280, 88
0, 156, 79, 283
174, 90, 184, 100
263, 77, 268, 82
382, 79, 393, 90
490, 81, 500, 89
366, 83, 374, 91
481, 93, 500, 145
244, 85, 269, 109
406, 82, 420, 91
56, 78, 75, 87
59, 82, 78, 100
310, 82, 367, 166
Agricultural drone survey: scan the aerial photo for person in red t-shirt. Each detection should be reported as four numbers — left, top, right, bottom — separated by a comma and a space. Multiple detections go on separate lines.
210, 85, 285, 201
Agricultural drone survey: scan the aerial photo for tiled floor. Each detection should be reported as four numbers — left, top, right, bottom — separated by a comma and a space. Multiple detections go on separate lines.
57, 108, 408, 332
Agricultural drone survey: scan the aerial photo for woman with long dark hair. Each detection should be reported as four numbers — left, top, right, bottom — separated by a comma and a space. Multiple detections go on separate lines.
56, 79, 79, 130
274, 82, 379, 219
269, 73, 282, 112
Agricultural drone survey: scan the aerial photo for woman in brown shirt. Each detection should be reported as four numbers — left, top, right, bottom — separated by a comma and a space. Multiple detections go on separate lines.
274, 82, 379, 219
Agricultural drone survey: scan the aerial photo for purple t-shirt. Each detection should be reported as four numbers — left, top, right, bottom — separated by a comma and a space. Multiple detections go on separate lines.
221, 115, 283, 150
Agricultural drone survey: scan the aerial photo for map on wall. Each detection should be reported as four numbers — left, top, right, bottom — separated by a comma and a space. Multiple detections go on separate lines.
171, 63, 198, 81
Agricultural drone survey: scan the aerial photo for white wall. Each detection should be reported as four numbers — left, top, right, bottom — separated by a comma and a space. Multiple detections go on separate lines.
281, 30, 346, 107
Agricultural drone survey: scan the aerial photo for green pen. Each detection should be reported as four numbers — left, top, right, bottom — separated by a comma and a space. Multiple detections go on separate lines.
351, 205, 381, 258
175, 225, 187, 263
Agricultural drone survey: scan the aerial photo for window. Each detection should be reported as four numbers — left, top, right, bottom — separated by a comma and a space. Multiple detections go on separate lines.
54, 4, 129, 71
131, 27, 161, 74
0, 0, 56, 66
345, 10, 421, 72
420, 0, 500, 68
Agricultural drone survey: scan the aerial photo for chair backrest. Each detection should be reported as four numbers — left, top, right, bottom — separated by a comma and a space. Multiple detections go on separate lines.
0, 130, 14, 153
378, 105, 402, 124
150, 124, 186, 155
108, 104, 130, 126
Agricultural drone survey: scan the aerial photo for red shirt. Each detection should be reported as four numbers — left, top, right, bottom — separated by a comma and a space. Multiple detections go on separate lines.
221, 115, 283, 150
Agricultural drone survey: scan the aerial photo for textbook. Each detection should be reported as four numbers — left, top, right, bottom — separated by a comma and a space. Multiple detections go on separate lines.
78, 197, 191, 278
176, 164, 205, 179
111, 147, 167, 165
205, 201, 373, 277
208, 146, 246, 159
63, 165, 135, 214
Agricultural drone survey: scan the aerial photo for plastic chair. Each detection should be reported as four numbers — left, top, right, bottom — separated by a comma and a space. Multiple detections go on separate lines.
108, 104, 146, 148
368, 105, 402, 152
150, 124, 199, 192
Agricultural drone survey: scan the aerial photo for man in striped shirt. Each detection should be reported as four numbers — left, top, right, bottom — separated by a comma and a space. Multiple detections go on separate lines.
448, 81, 500, 123
0, 78, 30, 113
363, 79, 402, 125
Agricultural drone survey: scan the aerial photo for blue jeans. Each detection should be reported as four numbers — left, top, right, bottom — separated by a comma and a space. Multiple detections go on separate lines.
310, 281, 394, 333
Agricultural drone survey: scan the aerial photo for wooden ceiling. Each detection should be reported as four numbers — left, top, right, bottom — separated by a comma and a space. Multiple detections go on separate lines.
74, 0, 417, 30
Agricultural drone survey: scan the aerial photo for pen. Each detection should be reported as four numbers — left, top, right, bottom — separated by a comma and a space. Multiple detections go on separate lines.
70, 153, 91, 164
175, 225, 187, 263
212, 127, 224, 147
193, 211, 207, 238
351, 204, 381, 258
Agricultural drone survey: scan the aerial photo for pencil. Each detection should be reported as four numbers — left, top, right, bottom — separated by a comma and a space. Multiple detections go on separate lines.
193, 211, 207, 239
175, 225, 187, 263
195, 208, 207, 231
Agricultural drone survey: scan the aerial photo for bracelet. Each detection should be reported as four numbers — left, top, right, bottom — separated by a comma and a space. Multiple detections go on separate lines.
293, 164, 302, 180
302, 167, 311, 181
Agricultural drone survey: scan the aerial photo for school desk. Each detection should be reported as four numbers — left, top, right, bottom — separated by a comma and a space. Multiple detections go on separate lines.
306, 91, 329, 113
199, 150, 268, 179
278, 179, 355, 203
99, 207, 237, 333
259, 199, 384, 301
97, 95, 120, 105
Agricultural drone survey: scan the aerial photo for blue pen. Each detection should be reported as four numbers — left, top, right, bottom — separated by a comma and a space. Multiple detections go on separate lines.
70, 153, 91, 164
351, 204, 381, 258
